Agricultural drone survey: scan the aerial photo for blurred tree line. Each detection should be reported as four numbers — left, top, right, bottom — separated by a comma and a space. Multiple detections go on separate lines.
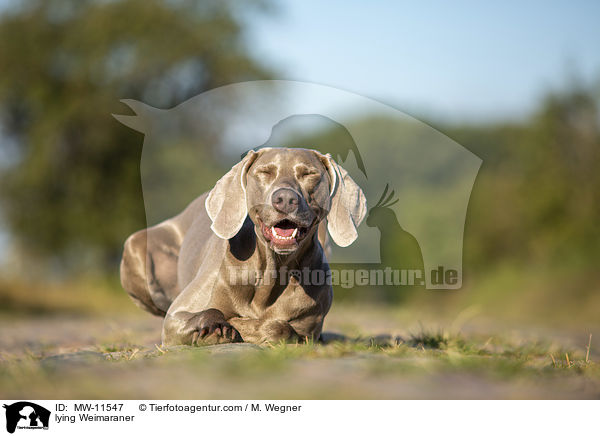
0, 0, 598, 292
280, 82, 600, 303
452, 83, 600, 271
0, 0, 272, 272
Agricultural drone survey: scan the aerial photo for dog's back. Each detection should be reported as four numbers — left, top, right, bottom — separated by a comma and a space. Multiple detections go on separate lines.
120, 195, 204, 316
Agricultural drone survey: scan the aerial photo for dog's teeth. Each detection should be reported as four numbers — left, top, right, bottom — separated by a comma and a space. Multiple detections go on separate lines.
270, 225, 298, 242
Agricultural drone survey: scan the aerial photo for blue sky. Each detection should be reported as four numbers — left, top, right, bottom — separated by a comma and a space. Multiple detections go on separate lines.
1, 0, 597, 122
249, 0, 600, 122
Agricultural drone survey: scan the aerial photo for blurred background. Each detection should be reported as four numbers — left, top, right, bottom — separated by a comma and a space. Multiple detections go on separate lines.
0, 0, 599, 330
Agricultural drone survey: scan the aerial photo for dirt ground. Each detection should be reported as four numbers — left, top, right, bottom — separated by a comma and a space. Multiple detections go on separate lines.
0, 306, 598, 399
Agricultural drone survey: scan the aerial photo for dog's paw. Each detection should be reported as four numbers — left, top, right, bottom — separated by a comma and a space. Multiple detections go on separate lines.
188, 309, 241, 345
260, 320, 300, 344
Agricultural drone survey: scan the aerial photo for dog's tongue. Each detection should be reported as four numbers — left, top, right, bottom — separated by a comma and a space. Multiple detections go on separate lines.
273, 226, 295, 237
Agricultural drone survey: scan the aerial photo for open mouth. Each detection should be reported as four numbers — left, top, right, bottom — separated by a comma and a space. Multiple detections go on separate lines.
260, 219, 311, 250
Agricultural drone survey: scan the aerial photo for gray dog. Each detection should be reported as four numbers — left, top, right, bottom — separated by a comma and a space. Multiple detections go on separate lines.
120, 147, 366, 345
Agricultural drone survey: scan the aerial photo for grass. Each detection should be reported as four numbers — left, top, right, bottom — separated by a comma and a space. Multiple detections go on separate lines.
0, 321, 597, 399
0, 276, 598, 399
0, 276, 136, 317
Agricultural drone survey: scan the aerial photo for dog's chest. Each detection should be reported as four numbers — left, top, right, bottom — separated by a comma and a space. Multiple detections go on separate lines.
246, 275, 316, 317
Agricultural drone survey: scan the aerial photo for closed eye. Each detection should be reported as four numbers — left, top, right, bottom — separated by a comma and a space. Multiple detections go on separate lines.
295, 166, 320, 179
255, 164, 277, 176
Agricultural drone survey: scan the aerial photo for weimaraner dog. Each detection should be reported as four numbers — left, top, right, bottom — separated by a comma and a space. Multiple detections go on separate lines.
120, 147, 366, 345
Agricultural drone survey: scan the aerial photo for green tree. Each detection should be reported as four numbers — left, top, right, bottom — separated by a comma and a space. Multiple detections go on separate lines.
0, 0, 272, 272
450, 82, 600, 268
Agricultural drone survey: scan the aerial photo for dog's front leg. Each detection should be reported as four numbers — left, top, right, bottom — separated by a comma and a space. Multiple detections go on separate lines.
227, 317, 301, 344
162, 309, 242, 346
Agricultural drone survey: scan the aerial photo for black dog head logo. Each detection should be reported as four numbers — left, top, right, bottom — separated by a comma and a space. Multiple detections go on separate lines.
3, 402, 50, 434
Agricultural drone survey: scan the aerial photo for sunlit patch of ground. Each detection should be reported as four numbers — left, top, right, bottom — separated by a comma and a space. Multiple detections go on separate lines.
0, 305, 598, 399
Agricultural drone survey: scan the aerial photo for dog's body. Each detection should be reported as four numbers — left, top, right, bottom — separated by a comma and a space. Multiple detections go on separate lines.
120, 148, 366, 345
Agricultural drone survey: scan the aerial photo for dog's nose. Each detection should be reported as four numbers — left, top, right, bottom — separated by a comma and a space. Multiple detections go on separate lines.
271, 188, 299, 214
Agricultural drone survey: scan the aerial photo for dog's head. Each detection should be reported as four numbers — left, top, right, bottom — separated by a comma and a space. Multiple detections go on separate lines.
206, 147, 367, 254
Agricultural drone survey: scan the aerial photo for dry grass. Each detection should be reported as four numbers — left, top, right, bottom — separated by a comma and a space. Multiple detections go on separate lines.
0, 278, 598, 399
0, 277, 137, 317
0, 313, 598, 399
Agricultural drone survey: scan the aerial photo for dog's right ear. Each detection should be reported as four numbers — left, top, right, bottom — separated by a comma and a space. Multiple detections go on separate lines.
205, 150, 261, 239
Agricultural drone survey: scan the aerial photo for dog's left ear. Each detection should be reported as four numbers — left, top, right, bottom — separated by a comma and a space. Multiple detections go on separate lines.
318, 153, 367, 247
206, 150, 261, 239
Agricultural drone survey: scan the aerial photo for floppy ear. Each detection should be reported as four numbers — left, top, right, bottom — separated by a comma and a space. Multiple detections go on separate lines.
205, 150, 260, 239
319, 153, 367, 247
